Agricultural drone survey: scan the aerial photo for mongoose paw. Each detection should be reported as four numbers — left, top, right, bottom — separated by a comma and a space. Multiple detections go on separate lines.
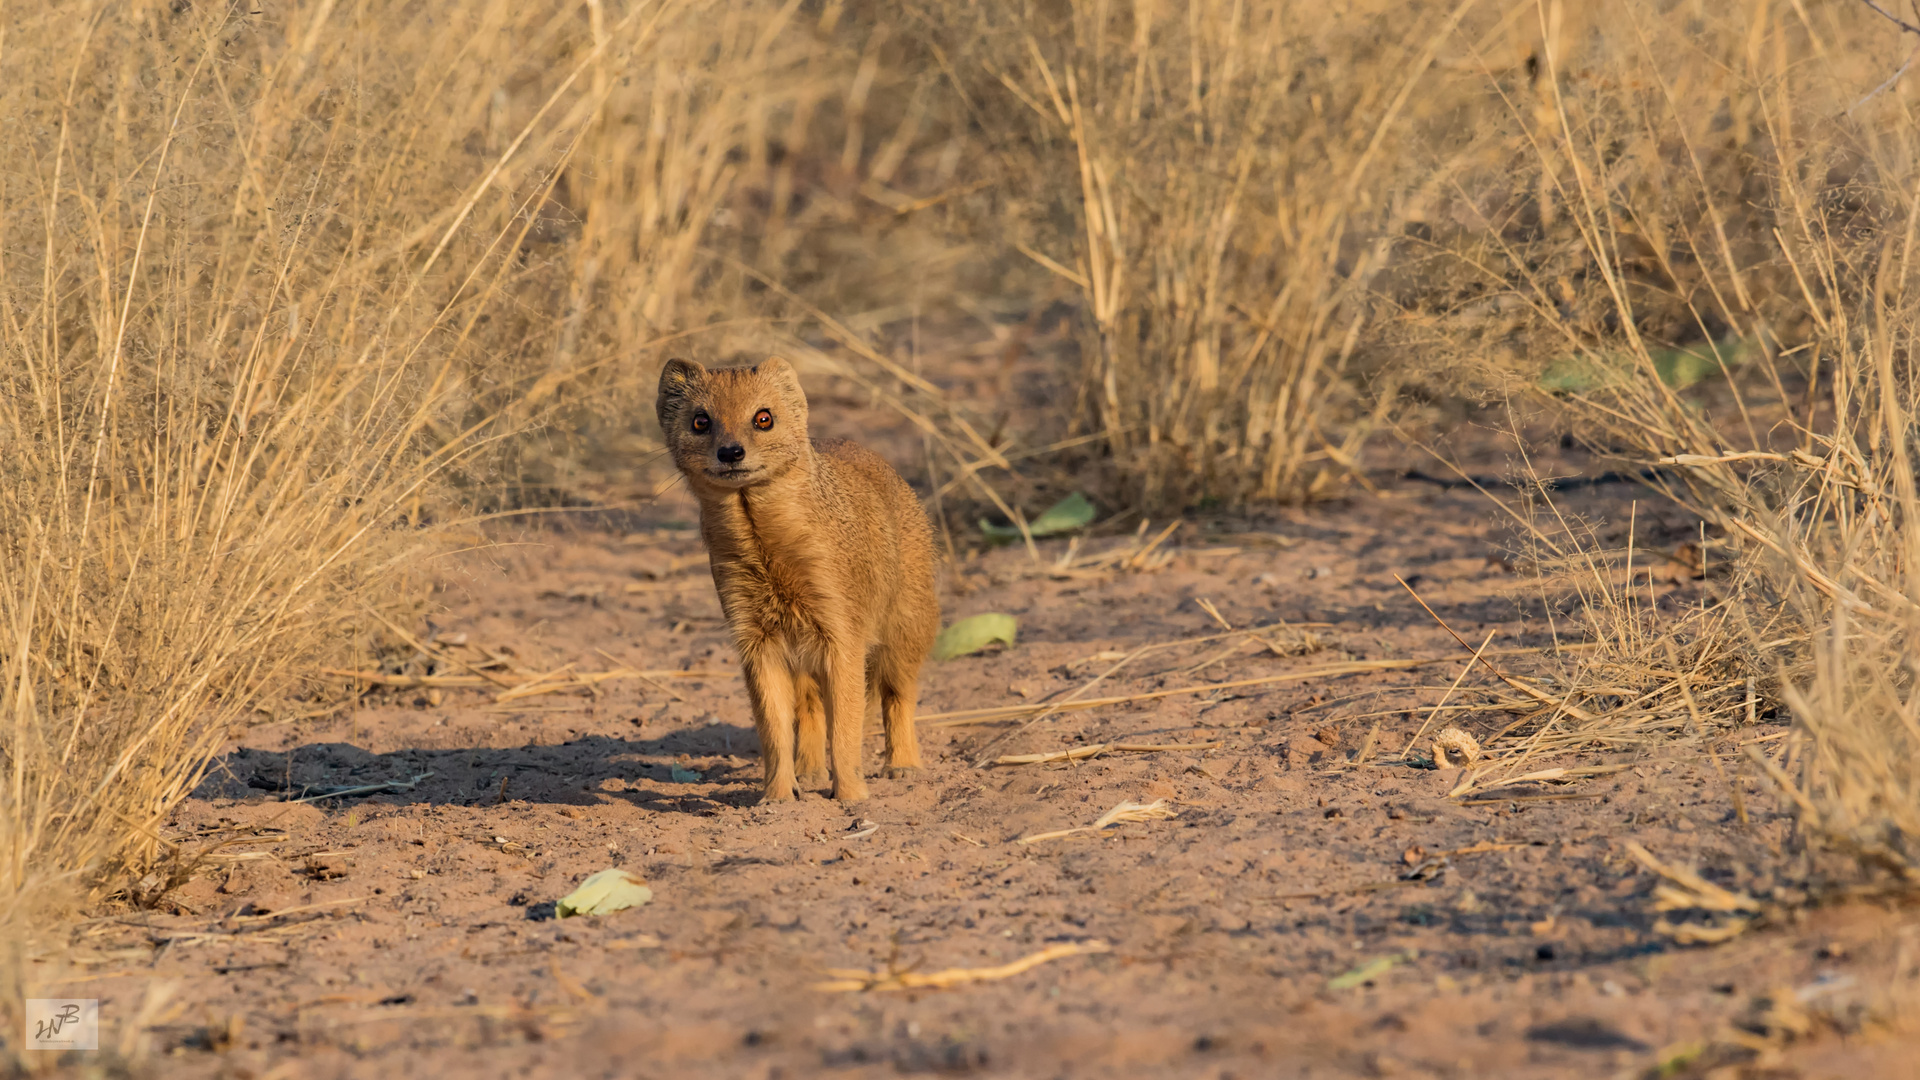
882, 764, 923, 780
796, 768, 831, 791
831, 780, 871, 802
759, 780, 798, 804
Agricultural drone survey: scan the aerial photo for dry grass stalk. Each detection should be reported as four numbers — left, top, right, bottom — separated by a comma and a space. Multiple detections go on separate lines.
1408, 0, 1920, 888
922, 0, 1483, 507
964, 621, 1307, 763
1624, 841, 1765, 946
1445, 764, 1632, 801
1016, 799, 1176, 845
0, 0, 872, 932
327, 634, 736, 701
815, 940, 1111, 993
1044, 519, 1184, 578
992, 741, 1221, 766
1399, 629, 1498, 759
929, 650, 1566, 729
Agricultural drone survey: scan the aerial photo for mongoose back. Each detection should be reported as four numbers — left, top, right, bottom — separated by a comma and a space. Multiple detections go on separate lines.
655, 357, 939, 802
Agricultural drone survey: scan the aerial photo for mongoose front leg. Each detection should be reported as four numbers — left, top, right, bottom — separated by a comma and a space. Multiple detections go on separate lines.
742, 649, 799, 802
823, 645, 871, 802
792, 671, 829, 791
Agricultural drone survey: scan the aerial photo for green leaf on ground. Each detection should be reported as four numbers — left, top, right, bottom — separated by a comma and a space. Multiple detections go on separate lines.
1327, 953, 1403, 990
555, 868, 653, 918
933, 613, 1018, 661
980, 492, 1096, 543
669, 764, 704, 783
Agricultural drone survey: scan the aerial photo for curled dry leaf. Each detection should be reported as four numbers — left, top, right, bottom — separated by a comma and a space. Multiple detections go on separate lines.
1431, 726, 1481, 770
555, 868, 653, 918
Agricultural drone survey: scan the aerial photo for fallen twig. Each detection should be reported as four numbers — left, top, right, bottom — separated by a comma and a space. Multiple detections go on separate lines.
274, 772, 436, 803
815, 940, 1110, 992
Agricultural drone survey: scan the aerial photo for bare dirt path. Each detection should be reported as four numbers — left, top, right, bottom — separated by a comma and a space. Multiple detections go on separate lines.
40, 476, 1915, 1079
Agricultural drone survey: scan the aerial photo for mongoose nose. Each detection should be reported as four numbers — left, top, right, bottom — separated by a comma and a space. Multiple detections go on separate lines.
716, 443, 746, 464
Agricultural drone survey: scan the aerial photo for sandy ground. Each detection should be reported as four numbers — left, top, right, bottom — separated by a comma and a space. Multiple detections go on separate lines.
34, 457, 1920, 1078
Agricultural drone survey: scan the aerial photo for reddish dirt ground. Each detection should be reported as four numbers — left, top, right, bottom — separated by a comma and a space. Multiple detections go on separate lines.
34, 460, 1920, 1078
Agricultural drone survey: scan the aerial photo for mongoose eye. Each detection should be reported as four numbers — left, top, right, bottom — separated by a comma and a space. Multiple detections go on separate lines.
691, 412, 711, 434
753, 409, 774, 431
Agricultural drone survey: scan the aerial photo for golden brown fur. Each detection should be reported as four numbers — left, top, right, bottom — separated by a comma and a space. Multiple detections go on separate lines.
655, 356, 939, 802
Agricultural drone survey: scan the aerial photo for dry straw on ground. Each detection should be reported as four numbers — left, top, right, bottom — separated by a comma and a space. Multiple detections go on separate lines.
1425, 0, 1920, 888
0, 0, 870, 933
9, 0, 1920, 963
923, 0, 1481, 507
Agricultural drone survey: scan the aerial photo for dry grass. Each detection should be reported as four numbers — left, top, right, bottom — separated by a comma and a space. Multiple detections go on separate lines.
11, 0, 1920, 954
0, 0, 872, 932
1400, 0, 1920, 887
919, 0, 1486, 507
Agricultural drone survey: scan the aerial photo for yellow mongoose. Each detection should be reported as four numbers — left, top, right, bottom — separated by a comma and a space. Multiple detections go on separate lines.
656, 357, 939, 802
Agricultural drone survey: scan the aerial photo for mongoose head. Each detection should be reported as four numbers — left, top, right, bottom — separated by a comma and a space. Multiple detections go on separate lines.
656, 356, 811, 491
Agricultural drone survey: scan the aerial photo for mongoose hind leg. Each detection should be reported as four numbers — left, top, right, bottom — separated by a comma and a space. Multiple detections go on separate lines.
742, 650, 799, 803
876, 646, 925, 778
792, 671, 829, 791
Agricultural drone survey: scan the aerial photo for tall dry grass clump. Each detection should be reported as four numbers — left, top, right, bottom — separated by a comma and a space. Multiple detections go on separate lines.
12, 0, 1920, 936
1410, 0, 1920, 886
918, 0, 1486, 507
0, 0, 848, 927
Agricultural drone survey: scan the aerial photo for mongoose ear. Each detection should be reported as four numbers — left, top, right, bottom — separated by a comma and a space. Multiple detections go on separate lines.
656, 358, 706, 430
754, 356, 802, 395
658, 358, 706, 401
